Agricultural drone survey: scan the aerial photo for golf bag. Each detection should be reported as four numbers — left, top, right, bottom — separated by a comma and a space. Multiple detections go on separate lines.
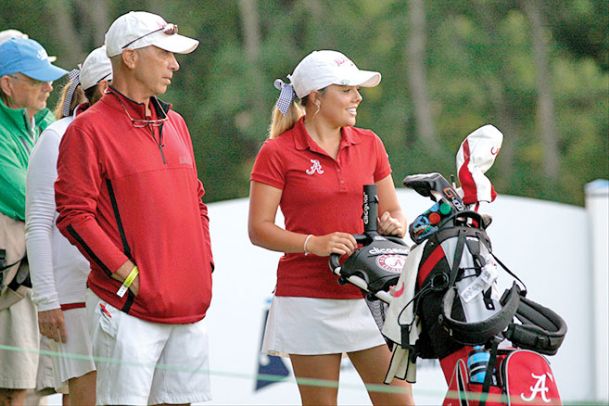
381, 172, 566, 405
331, 125, 567, 405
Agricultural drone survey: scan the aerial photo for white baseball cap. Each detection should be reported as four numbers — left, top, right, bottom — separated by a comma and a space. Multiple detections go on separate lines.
288, 50, 381, 99
0, 29, 28, 44
105, 11, 199, 58
80, 46, 113, 90
0, 29, 57, 62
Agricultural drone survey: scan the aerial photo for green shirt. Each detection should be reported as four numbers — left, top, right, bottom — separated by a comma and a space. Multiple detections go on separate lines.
0, 98, 54, 221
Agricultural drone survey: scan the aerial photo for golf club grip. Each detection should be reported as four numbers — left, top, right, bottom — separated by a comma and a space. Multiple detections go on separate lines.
363, 184, 378, 233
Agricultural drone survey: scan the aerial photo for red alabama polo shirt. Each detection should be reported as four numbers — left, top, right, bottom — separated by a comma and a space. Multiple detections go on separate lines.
251, 117, 392, 299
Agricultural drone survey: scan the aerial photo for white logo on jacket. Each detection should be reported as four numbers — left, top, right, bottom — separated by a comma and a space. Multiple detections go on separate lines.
305, 159, 324, 175
520, 372, 553, 403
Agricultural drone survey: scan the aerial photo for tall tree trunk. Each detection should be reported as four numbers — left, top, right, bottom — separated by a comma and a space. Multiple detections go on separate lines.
238, 0, 265, 141
488, 79, 520, 193
239, 0, 261, 65
46, 0, 84, 66
406, 0, 439, 152
472, 0, 521, 188
75, 0, 109, 47
521, 0, 560, 180
303, 0, 334, 48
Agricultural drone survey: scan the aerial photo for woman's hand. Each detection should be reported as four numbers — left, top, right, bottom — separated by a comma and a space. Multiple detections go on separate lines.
38, 309, 67, 343
306, 232, 357, 257
378, 211, 406, 238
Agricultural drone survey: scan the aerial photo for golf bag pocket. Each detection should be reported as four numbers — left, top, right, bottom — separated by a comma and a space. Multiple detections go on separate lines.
501, 349, 561, 405
444, 349, 561, 406
444, 357, 504, 406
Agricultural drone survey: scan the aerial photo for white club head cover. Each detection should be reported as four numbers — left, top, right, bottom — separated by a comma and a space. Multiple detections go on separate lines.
456, 124, 503, 206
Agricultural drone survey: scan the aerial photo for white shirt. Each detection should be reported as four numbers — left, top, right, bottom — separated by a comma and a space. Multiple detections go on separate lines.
25, 115, 90, 311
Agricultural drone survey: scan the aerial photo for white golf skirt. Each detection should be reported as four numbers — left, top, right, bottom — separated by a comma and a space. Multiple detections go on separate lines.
261, 296, 386, 357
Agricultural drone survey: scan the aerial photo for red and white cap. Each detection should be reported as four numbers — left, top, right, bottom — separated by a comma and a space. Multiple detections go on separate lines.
288, 50, 381, 99
105, 11, 198, 57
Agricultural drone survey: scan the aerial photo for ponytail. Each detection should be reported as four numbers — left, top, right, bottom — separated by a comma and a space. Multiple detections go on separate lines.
53, 69, 86, 119
268, 101, 304, 139
53, 81, 85, 119
269, 78, 306, 139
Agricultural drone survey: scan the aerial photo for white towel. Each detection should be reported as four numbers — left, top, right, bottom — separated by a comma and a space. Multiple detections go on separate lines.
381, 242, 428, 383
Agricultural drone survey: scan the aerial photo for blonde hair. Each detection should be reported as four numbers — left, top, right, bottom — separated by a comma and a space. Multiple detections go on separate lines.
268, 101, 305, 139
53, 79, 86, 119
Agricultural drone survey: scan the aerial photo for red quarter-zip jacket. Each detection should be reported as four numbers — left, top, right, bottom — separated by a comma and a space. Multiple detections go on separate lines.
55, 88, 213, 324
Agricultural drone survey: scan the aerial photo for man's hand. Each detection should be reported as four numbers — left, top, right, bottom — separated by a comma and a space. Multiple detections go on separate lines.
38, 309, 67, 343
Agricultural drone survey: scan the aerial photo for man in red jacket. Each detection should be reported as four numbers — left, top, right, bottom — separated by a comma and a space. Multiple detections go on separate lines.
55, 11, 214, 405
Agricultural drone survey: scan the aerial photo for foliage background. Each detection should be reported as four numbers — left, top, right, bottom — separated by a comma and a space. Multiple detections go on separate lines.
2, 0, 607, 205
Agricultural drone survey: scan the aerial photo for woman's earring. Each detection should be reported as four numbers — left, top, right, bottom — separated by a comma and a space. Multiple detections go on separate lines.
313, 101, 321, 117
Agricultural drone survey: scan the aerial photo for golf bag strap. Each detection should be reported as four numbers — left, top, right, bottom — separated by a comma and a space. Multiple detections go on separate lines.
489, 251, 528, 295
447, 229, 466, 287
480, 338, 501, 406
440, 283, 521, 345
504, 296, 567, 355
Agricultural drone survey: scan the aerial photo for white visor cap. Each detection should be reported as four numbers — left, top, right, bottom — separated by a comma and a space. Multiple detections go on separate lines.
80, 46, 113, 90
289, 50, 381, 99
105, 11, 198, 58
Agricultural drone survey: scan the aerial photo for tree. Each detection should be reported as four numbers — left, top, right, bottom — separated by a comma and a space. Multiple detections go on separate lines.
406, 0, 439, 153
45, 0, 85, 66
521, 0, 560, 181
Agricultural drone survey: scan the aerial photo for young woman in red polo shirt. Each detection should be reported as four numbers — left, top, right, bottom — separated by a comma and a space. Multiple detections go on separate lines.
249, 50, 414, 405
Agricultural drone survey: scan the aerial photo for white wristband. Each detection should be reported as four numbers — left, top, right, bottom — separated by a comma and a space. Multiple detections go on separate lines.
303, 234, 313, 256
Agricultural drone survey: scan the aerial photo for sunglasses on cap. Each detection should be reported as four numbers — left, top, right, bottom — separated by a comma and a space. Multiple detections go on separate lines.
121, 23, 179, 50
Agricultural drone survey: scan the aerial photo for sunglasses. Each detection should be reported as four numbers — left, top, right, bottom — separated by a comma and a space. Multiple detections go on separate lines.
110, 89, 168, 128
121, 23, 179, 50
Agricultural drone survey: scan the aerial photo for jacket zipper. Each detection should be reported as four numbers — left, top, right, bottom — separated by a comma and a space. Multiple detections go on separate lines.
149, 124, 166, 164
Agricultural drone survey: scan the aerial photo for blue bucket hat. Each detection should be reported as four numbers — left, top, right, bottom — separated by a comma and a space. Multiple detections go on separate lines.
0, 38, 67, 81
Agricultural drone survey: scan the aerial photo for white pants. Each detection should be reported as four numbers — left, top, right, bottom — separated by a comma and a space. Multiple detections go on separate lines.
86, 290, 211, 405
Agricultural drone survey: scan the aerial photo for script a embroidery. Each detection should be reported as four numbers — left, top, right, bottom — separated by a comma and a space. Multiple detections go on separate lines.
305, 159, 324, 175
520, 372, 552, 403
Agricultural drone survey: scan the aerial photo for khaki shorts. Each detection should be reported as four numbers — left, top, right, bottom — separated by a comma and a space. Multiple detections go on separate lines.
0, 292, 38, 389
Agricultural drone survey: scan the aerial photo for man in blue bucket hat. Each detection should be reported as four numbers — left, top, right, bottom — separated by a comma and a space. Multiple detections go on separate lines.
0, 37, 66, 406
